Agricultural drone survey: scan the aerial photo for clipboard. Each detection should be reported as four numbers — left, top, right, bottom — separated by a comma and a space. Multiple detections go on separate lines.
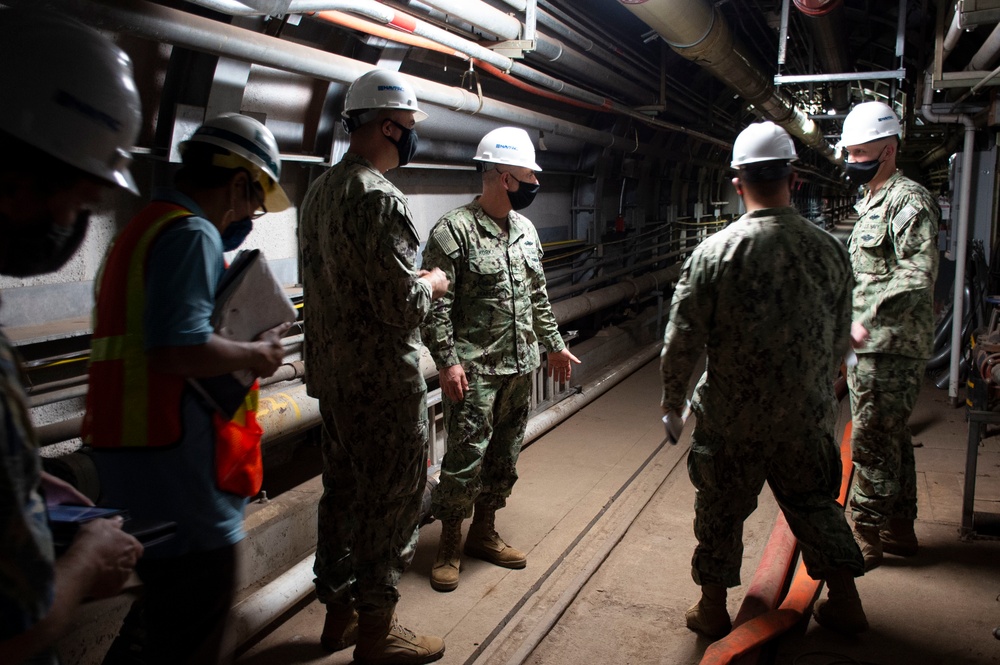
190, 249, 297, 418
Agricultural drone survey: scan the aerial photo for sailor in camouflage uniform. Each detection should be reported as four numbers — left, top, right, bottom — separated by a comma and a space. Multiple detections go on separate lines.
299, 69, 448, 665
420, 127, 579, 592
839, 102, 940, 571
661, 122, 867, 639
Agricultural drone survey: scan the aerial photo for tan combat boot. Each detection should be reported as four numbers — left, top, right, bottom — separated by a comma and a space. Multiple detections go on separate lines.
354, 610, 445, 665
464, 506, 526, 569
812, 568, 869, 634
854, 524, 882, 571
685, 584, 731, 639
880, 518, 918, 556
430, 519, 463, 592
320, 605, 358, 653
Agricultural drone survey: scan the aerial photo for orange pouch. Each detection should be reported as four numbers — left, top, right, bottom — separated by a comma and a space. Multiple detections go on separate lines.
213, 384, 263, 497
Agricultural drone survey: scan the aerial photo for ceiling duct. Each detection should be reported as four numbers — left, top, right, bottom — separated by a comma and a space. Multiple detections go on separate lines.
617, 0, 837, 163
793, 0, 851, 112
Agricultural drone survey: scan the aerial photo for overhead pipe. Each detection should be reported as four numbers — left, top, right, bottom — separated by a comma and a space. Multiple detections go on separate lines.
618, 0, 839, 164
311, 8, 731, 148
943, 3, 964, 63
967, 23, 1000, 71
538, 0, 660, 84
922, 70, 976, 406
793, 0, 852, 111
182, 0, 665, 134
187, 0, 653, 105
18, 0, 647, 155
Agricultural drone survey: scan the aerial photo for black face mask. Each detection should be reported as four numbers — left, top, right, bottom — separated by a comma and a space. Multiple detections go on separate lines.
387, 119, 418, 167
0, 210, 89, 277
845, 159, 881, 186
506, 175, 540, 211
221, 217, 253, 252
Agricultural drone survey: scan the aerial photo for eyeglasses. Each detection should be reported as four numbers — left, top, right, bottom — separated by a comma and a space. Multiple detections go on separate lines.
246, 180, 268, 220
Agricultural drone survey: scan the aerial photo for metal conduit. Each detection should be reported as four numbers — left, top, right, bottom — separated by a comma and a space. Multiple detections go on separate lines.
415, 0, 520, 38
550, 266, 680, 325
414, 0, 656, 101
18, 0, 645, 154
618, 0, 838, 164
921, 70, 977, 405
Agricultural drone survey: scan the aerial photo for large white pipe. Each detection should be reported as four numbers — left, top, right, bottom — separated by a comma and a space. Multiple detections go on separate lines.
618, 0, 838, 163
922, 71, 976, 405
226, 554, 317, 659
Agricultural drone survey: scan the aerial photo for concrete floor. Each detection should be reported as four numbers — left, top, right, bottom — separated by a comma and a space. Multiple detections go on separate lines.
236, 359, 1000, 665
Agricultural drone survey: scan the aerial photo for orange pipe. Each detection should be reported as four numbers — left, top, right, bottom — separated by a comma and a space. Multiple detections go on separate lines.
313, 11, 613, 114
699, 420, 854, 665
315, 10, 467, 60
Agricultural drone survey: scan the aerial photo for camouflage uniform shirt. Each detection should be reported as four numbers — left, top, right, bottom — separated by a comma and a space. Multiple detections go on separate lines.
0, 330, 56, 659
300, 152, 433, 402
661, 207, 854, 440
848, 171, 940, 358
421, 199, 564, 375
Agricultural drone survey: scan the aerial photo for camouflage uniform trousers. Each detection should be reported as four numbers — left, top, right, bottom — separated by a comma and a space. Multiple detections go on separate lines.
688, 425, 864, 587
313, 390, 428, 613
432, 372, 533, 521
847, 353, 923, 528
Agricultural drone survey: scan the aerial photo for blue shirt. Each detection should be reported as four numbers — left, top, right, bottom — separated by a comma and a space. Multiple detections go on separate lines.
92, 189, 246, 558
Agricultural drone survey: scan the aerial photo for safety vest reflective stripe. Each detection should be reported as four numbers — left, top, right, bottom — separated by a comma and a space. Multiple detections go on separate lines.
85, 205, 191, 448
120, 209, 190, 446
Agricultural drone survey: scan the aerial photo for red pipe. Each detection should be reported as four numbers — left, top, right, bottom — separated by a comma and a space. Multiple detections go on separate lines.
792, 0, 843, 17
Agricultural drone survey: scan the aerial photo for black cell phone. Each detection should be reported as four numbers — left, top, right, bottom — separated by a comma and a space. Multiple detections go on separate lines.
48, 505, 177, 551
122, 518, 178, 548
48, 505, 128, 552
48, 505, 128, 524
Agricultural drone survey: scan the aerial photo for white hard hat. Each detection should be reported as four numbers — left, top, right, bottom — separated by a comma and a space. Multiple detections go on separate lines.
0, 10, 142, 194
180, 113, 291, 213
839, 101, 901, 148
342, 69, 427, 131
474, 127, 542, 171
731, 121, 798, 168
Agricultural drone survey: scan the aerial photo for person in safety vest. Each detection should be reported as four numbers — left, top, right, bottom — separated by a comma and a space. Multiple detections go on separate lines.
420, 126, 580, 593
839, 102, 939, 572
0, 11, 145, 665
660, 122, 867, 639
84, 113, 291, 665
299, 68, 448, 665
